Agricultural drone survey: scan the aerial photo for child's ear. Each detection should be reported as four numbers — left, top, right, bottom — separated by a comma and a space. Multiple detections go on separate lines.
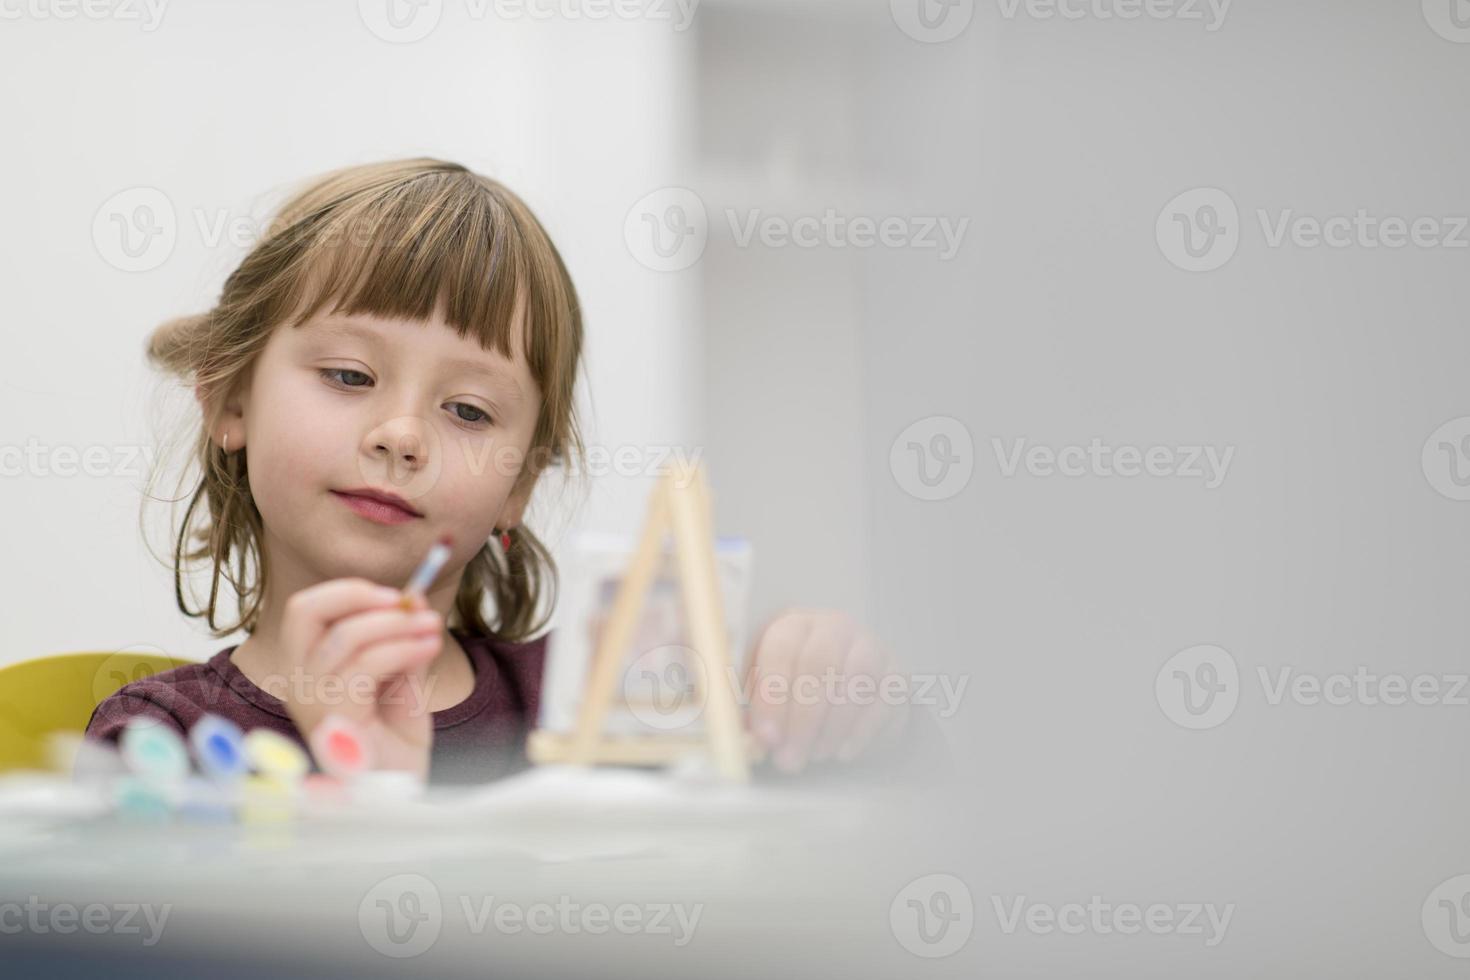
195, 381, 247, 453
498, 474, 536, 530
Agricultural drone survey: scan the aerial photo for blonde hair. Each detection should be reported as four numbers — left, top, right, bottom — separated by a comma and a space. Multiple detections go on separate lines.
142, 158, 585, 642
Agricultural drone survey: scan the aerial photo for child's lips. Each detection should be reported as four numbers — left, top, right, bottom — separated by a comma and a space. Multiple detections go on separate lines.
331, 490, 422, 526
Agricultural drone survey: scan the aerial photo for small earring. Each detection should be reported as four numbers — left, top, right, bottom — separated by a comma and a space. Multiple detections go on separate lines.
495, 528, 512, 550
221, 432, 229, 454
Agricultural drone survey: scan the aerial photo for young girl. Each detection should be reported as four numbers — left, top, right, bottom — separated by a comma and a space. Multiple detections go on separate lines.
85, 158, 912, 785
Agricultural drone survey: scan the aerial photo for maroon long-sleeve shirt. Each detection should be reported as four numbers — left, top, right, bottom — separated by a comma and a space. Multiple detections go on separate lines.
84, 628, 547, 785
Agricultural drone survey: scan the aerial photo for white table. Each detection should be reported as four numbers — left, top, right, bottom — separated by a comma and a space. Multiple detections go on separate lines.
0, 766, 971, 979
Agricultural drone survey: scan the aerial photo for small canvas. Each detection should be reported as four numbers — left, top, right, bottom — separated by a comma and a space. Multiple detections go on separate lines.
538, 531, 755, 737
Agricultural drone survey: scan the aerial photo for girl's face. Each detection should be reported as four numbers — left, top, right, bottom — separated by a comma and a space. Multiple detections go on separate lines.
225, 299, 543, 591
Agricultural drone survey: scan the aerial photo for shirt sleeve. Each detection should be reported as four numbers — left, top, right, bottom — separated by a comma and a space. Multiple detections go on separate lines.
83, 688, 190, 745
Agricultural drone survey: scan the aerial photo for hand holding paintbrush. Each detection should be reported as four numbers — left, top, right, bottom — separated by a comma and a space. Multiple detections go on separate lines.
275, 535, 455, 783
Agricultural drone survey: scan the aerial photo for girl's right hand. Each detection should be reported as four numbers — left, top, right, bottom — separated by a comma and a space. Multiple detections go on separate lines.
277, 577, 445, 781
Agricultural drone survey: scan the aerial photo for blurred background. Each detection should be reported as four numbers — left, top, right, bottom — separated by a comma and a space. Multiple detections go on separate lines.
5, 0, 1470, 976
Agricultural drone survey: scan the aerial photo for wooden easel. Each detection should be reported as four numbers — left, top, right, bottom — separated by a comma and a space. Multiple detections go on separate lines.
527, 459, 755, 781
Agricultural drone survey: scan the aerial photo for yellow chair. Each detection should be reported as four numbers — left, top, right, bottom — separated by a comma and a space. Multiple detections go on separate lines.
0, 651, 196, 772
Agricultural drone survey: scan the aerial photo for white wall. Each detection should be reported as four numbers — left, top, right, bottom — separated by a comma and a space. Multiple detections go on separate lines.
0, 3, 699, 664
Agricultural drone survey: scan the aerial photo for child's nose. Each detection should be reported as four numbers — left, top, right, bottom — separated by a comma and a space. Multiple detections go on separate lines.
368, 415, 434, 467
378, 433, 423, 465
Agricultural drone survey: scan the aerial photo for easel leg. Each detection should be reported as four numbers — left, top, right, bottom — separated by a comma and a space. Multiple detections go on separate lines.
568, 483, 671, 763
667, 465, 749, 781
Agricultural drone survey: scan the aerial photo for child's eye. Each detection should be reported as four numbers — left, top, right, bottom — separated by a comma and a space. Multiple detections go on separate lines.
450, 403, 492, 428
319, 368, 372, 389
319, 369, 491, 428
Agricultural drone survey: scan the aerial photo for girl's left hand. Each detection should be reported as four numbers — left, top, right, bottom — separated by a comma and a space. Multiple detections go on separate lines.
744, 609, 909, 773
